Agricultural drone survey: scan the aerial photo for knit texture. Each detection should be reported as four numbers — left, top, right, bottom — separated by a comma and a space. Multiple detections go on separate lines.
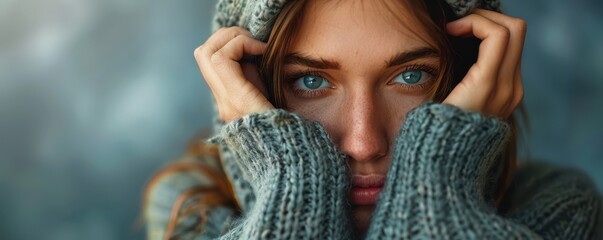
366, 103, 534, 239
145, 103, 602, 239
209, 109, 352, 239
144, 1, 602, 238
213, 0, 501, 40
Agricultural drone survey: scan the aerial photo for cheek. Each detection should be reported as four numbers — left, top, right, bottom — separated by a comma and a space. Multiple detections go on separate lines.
285, 90, 429, 144
285, 94, 343, 140
285, 94, 338, 123
384, 91, 429, 133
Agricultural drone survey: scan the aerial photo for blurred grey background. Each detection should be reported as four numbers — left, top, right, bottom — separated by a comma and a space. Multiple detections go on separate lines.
0, 0, 601, 239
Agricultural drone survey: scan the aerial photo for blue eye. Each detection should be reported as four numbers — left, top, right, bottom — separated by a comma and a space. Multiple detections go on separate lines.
393, 70, 427, 84
295, 75, 330, 90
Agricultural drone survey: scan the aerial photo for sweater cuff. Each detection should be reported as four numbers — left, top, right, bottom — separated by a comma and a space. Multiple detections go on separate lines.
367, 103, 537, 240
210, 109, 353, 238
391, 102, 510, 205
209, 109, 348, 187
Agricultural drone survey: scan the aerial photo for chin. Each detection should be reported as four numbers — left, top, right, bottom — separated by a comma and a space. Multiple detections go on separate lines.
352, 205, 375, 234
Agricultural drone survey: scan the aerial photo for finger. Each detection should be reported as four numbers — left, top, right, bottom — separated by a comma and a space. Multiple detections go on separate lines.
504, 74, 524, 118
194, 28, 252, 92
199, 34, 265, 96
210, 35, 270, 112
474, 9, 527, 79
211, 34, 266, 90
474, 10, 527, 116
498, 70, 524, 118
446, 14, 510, 111
213, 34, 267, 62
205, 27, 253, 53
447, 14, 509, 84
208, 34, 266, 92
194, 27, 253, 67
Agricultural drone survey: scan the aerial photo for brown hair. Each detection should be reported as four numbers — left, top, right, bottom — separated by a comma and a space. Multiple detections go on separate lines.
144, 0, 519, 238
142, 140, 238, 240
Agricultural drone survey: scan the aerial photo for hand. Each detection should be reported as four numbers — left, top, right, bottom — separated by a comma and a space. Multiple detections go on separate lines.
443, 9, 527, 119
194, 27, 273, 123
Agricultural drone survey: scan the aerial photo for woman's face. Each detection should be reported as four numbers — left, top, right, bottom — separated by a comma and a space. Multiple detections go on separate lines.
282, 0, 440, 232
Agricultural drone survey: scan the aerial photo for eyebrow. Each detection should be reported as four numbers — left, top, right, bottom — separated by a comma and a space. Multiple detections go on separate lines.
283, 47, 439, 69
386, 47, 439, 67
284, 53, 341, 69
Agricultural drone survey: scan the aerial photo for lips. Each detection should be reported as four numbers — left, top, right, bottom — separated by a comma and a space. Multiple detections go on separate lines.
350, 175, 385, 206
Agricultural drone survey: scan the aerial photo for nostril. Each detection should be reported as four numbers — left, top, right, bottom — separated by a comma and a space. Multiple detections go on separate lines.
342, 139, 388, 163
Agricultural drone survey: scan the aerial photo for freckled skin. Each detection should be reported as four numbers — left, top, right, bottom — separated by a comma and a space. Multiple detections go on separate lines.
283, 0, 440, 232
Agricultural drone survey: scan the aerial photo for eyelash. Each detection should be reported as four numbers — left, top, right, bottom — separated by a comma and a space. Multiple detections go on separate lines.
285, 64, 439, 98
389, 64, 438, 92
285, 70, 332, 98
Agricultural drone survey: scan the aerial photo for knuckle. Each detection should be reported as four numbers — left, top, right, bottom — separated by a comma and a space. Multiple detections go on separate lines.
212, 28, 224, 38
467, 13, 479, 20
231, 26, 250, 34
494, 26, 511, 39
213, 27, 238, 40
215, 27, 228, 34
233, 34, 247, 43
511, 18, 528, 35
193, 45, 204, 59
210, 51, 226, 65
217, 26, 239, 35
224, 26, 239, 34
223, 26, 247, 38
468, 66, 494, 87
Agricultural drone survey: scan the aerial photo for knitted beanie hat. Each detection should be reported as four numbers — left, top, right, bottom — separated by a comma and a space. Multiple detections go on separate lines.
212, 0, 501, 41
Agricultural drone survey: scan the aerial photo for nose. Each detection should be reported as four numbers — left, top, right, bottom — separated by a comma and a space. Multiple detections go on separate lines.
337, 92, 389, 163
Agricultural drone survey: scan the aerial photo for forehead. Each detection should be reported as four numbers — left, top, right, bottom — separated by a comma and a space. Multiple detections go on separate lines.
289, 0, 436, 68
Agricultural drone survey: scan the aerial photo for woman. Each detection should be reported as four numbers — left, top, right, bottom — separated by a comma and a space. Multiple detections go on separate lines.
144, 0, 602, 239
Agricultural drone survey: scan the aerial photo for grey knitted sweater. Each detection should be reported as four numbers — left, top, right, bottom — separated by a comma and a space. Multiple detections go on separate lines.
145, 103, 602, 239
144, 0, 602, 239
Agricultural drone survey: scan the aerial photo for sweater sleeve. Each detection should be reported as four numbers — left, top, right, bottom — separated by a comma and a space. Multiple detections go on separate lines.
365, 102, 602, 239
504, 161, 602, 239
208, 109, 352, 239
146, 109, 352, 240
